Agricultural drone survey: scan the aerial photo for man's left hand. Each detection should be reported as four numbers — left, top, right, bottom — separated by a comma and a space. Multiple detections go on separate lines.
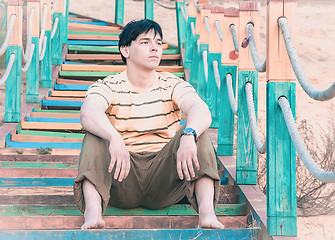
176, 135, 200, 181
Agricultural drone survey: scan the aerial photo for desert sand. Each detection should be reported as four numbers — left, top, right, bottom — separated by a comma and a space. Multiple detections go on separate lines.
1, 0, 335, 239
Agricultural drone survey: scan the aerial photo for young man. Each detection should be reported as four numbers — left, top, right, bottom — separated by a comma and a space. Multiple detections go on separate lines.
74, 19, 224, 230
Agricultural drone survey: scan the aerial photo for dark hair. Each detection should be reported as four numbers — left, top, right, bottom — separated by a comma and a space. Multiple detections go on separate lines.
118, 19, 163, 64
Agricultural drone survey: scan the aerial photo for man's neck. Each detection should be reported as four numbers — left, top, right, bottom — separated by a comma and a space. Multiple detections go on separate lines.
126, 65, 157, 91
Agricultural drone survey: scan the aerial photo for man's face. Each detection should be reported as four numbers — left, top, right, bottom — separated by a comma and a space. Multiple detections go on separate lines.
122, 29, 163, 70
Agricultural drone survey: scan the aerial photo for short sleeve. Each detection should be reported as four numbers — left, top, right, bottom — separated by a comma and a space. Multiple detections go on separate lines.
171, 80, 197, 108
86, 76, 115, 106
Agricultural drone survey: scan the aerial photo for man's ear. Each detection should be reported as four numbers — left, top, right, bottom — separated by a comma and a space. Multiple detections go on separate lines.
120, 46, 130, 59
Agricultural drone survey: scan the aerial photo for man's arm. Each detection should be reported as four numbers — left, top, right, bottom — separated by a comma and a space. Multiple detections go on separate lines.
81, 96, 130, 182
176, 94, 212, 181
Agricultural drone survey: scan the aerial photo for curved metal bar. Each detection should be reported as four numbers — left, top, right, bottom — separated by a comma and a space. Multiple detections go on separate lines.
229, 24, 239, 52
154, 0, 176, 9
190, 21, 195, 37
51, 17, 59, 39
202, 49, 208, 83
213, 60, 220, 90
0, 14, 16, 57
39, 3, 48, 55
246, 23, 266, 72
278, 17, 335, 101
204, 16, 210, 35
278, 96, 335, 183
23, 7, 35, 63
51, 0, 58, 15
226, 73, 238, 115
180, 6, 187, 22
22, 43, 35, 72
39, 35, 47, 61
214, 21, 223, 41
245, 82, 266, 153
0, 53, 16, 86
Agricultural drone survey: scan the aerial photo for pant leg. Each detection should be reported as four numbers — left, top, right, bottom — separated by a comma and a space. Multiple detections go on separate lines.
73, 132, 112, 213
142, 126, 220, 212
73, 132, 150, 212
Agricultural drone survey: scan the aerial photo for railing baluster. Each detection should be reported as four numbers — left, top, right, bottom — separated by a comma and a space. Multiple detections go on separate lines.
266, 0, 297, 236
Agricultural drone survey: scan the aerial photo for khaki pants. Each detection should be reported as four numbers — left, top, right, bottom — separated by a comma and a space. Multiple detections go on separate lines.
73, 126, 220, 213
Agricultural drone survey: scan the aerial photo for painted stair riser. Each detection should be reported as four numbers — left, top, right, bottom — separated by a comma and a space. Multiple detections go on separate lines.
0, 177, 229, 187
0, 194, 239, 206
0, 204, 246, 216
0, 229, 257, 240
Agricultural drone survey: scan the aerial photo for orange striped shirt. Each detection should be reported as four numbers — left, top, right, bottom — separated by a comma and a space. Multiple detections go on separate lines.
86, 71, 196, 152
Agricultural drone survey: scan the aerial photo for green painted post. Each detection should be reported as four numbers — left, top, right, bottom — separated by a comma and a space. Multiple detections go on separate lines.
115, 0, 124, 25
206, 9, 225, 128
266, 82, 297, 235
236, 71, 258, 184
41, 30, 52, 88
26, 37, 39, 102
40, 0, 52, 88
266, 0, 297, 235
25, 0, 40, 103
5, 46, 22, 122
145, 0, 154, 20
184, 0, 197, 69
215, 8, 239, 153
185, 21, 196, 69
236, 2, 262, 183
188, 34, 199, 89
206, 53, 221, 128
52, 12, 63, 65
61, 0, 70, 44
196, 44, 209, 101
217, 65, 237, 156
175, 0, 187, 49
5, 1, 23, 123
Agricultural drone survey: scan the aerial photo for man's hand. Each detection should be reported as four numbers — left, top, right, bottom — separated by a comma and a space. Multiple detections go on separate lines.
108, 135, 130, 182
176, 135, 200, 181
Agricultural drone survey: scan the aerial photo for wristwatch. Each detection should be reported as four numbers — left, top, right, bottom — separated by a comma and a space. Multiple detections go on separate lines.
181, 127, 197, 142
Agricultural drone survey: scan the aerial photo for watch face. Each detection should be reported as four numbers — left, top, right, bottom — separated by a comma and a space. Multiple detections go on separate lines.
184, 128, 194, 134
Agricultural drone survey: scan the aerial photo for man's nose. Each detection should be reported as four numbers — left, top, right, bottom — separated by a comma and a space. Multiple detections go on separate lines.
151, 43, 158, 51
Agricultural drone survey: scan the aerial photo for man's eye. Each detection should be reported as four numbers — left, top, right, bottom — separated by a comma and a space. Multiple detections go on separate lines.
157, 42, 162, 46
141, 41, 148, 44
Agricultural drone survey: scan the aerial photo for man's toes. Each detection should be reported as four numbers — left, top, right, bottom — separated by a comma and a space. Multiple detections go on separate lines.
97, 220, 106, 229
214, 222, 225, 229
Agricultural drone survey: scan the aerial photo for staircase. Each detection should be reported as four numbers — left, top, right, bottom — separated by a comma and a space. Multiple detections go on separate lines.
0, 14, 260, 239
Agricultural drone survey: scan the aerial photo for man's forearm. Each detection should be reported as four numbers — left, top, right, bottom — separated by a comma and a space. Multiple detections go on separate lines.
81, 102, 122, 143
185, 102, 212, 137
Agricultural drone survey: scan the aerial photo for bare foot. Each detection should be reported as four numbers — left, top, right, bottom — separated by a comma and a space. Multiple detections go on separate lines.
81, 180, 106, 230
81, 209, 106, 230
198, 212, 225, 229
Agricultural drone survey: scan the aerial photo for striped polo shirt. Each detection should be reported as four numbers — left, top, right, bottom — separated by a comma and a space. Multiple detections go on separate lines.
86, 71, 197, 152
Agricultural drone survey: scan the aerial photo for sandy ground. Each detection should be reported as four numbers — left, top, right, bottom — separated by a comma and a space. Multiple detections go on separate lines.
1, 0, 335, 238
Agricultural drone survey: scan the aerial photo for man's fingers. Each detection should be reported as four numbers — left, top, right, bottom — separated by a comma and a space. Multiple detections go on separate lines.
109, 157, 116, 173
192, 153, 200, 171
125, 160, 131, 179
187, 158, 195, 178
182, 160, 191, 181
177, 160, 183, 180
113, 161, 122, 180
118, 161, 126, 182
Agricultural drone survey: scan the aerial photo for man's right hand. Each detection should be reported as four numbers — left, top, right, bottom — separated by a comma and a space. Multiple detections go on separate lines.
108, 136, 130, 182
